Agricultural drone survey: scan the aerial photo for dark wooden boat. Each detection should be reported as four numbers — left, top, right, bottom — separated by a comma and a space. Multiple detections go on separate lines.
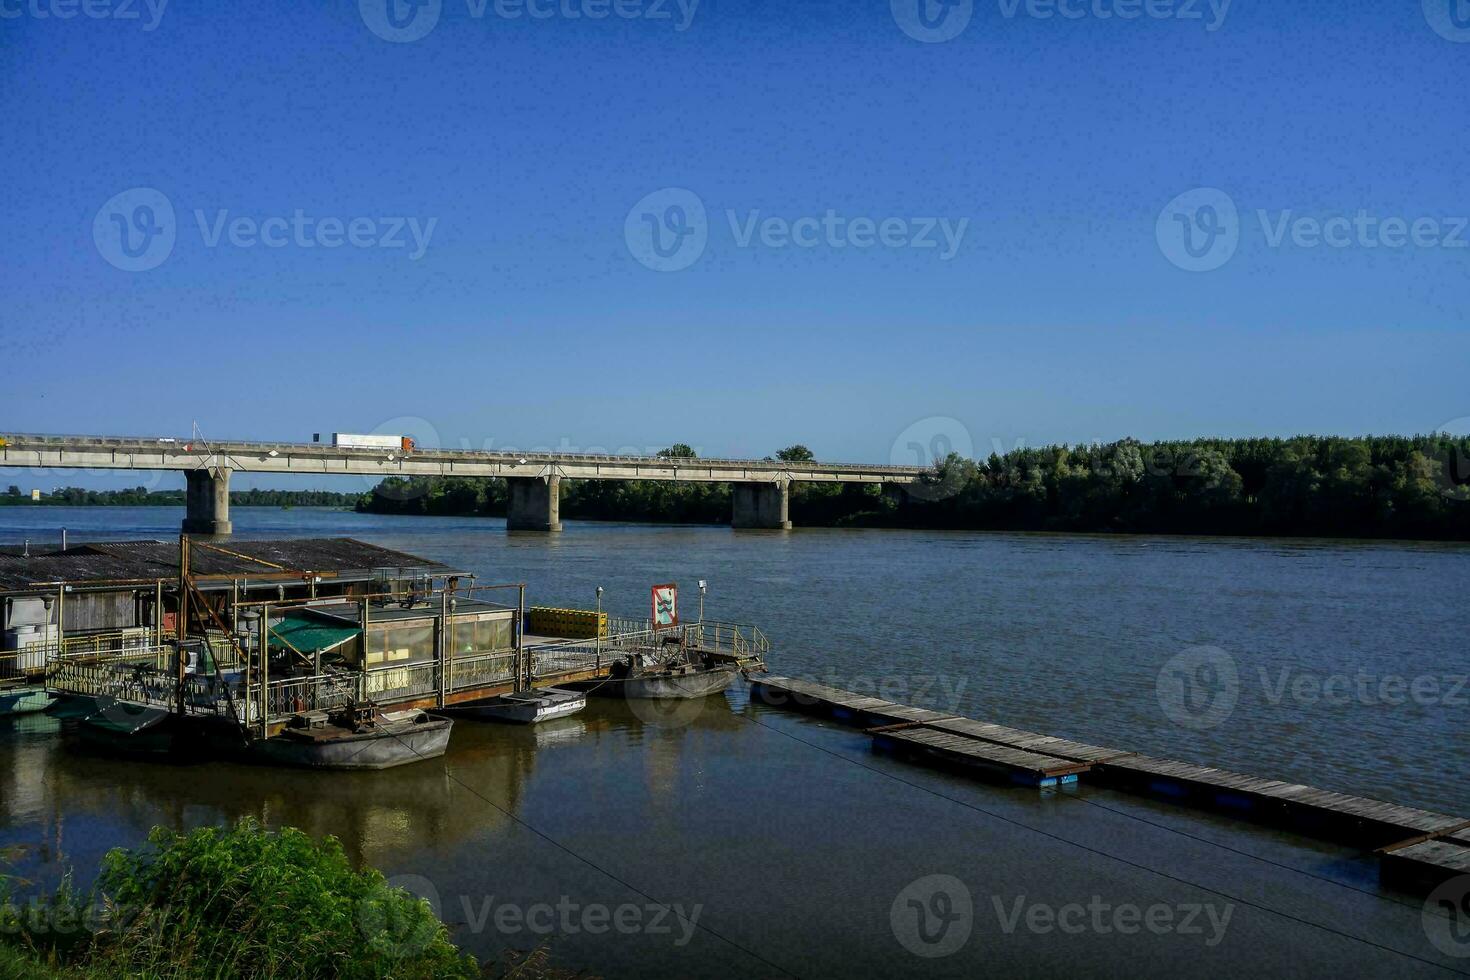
248, 705, 452, 770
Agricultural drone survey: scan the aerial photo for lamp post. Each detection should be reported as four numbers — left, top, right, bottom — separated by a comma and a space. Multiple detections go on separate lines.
698, 580, 707, 624
595, 586, 604, 668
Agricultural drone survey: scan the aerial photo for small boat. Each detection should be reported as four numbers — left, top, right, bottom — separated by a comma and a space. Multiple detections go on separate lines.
566, 652, 738, 699
249, 704, 452, 770
79, 704, 177, 757
0, 685, 55, 717
450, 687, 586, 725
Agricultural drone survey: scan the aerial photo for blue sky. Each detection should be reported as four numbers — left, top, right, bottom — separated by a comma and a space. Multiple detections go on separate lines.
2, 0, 1467, 490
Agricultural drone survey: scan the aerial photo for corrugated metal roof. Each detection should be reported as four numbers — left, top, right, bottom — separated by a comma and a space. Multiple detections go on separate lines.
0, 537, 465, 592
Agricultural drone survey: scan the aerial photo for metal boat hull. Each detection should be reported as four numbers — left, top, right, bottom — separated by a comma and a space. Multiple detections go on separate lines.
0, 687, 55, 717
452, 688, 586, 724
571, 665, 737, 699
248, 716, 453, 770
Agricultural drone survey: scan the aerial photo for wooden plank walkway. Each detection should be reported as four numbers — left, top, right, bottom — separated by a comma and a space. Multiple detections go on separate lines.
1095, 754, 1465, 844
879, 727, 1091, 787
747, 674, 1470, 871
927, 717, 1133, 765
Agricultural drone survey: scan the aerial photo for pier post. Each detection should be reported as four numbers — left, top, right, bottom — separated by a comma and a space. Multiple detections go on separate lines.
183, 466, 232, 536
506, 475, 562, 532
732, 481, 791, 530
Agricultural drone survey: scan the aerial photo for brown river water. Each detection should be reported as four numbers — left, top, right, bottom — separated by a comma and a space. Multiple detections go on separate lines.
2, 507, 1468, 977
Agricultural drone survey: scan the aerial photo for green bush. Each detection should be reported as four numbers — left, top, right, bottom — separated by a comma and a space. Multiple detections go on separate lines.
3, 820, 477, 980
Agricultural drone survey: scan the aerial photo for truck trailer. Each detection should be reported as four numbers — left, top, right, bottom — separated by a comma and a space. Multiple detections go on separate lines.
319, 433, 416, 453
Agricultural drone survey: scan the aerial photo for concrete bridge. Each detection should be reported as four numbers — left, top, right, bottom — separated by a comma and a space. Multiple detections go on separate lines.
0, 433, 926, 534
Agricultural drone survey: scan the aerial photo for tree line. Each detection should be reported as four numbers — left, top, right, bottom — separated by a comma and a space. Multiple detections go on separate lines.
2, 486, 360, 508
355, 434, 1470, 541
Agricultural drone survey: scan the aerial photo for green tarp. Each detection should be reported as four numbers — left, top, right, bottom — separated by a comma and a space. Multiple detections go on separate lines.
268, 614, 360, 656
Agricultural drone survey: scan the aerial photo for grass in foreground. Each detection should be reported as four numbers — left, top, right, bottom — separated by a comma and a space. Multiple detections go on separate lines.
2, 819, 478, 979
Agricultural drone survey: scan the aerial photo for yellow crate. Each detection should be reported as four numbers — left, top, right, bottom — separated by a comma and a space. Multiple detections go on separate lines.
527, 606, 607, 639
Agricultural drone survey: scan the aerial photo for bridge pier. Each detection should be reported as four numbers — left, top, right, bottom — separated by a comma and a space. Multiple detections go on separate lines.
732, 481, 791, 530
507, 475, 562, 532
183, 467, 232, 536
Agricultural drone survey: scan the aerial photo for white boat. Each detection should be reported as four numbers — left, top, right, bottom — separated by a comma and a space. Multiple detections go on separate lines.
451, 687, 586, 725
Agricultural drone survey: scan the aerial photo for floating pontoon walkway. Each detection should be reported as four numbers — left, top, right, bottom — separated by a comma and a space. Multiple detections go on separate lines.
747, 674, 1470, 888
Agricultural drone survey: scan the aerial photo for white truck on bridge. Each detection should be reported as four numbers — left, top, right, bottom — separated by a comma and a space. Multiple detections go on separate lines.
320, 433, 416, 453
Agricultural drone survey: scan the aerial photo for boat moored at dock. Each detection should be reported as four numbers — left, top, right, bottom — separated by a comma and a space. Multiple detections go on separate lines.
448, 687, 586, 724
248, 705, 452, 770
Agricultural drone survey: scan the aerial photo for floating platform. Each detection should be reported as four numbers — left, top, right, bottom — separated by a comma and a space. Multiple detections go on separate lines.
747, 674, 1470, 883
1379, 831, 1470, 890
876, 726, 1091, 788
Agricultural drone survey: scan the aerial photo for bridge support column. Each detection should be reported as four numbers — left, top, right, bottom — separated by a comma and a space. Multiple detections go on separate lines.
507, 475, 562, 532
732, 481, 791, 530
183, 467, 232, 536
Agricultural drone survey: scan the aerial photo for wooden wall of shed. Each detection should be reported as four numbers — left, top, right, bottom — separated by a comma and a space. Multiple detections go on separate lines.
62, 591, 140, 632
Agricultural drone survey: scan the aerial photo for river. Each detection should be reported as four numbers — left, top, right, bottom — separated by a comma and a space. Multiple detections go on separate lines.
2, 506, 1467, 977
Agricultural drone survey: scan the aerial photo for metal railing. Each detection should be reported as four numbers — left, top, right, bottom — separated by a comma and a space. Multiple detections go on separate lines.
0, 432, 926, 475
448, 651, 517, 692
35, 616, 772, 728
260, 672, 358, 720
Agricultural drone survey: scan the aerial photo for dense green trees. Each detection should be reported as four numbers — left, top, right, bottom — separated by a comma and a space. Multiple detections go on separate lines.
354, 434, 1470, 541
891, 434, 1470, 539
0, 488, 359, 508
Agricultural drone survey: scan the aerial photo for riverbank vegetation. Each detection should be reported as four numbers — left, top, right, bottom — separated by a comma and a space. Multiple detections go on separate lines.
356, 435, 1470, 541
2, 487, 359, 508
1, 820, 478, 979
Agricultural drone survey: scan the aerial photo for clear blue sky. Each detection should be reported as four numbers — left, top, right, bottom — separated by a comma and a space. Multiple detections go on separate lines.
2, 0, 1467, 491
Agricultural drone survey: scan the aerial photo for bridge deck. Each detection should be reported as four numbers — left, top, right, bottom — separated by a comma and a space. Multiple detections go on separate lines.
0, 433, 924, 484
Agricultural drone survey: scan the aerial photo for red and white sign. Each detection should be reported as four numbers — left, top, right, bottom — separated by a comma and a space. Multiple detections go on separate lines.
651, 583, 678, 629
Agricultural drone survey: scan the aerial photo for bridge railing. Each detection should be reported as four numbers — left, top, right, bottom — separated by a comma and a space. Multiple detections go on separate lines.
0, 432, 926, 474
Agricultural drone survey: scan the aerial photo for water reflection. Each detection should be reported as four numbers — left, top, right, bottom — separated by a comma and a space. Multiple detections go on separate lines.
0, 692, 751, 886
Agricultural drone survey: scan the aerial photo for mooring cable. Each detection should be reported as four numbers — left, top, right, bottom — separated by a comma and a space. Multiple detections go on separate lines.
734, 704, 1470, 977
